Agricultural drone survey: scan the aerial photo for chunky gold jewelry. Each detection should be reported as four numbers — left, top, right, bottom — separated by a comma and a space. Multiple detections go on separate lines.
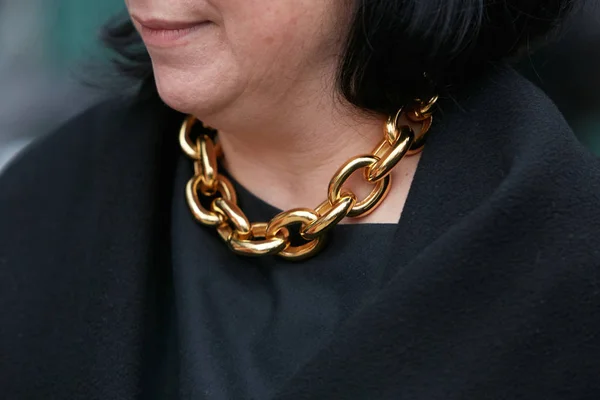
180, 96, 438, 260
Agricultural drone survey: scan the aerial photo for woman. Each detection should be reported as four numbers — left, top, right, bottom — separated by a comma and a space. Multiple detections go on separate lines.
1, 0, 599, 399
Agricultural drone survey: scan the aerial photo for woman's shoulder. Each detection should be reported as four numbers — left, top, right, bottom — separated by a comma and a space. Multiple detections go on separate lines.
0, 94, 175, 197
2, 96, 153, 180
0, 93, 179, 247
412, 66, 600, 263
444, 65, 600, 188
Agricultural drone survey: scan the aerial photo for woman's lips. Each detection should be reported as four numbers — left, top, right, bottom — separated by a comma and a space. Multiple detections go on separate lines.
133, 16, 210, 47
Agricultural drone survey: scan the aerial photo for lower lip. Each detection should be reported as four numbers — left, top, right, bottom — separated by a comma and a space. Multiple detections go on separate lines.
138, 22, 209, 47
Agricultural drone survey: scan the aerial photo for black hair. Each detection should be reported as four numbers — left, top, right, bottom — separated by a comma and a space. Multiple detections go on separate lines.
102, 0, 577, 115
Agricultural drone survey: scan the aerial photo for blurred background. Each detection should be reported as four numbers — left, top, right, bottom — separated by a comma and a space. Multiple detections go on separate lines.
0, 0, 599, 171
0, 0, 122, 168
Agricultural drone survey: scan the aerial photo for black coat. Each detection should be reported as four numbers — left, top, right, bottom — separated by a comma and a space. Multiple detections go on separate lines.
1, 67, 600, 399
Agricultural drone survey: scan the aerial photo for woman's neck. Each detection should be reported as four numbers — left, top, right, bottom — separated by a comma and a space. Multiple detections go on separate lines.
195, 70, 421, 224
208, 102, 421, 224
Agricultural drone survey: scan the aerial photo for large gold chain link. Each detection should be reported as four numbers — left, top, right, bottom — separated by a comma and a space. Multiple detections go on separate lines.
179, 97, 437, 260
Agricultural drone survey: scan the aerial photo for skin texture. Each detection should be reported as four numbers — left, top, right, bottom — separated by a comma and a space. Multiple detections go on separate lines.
125, 0, 421, 223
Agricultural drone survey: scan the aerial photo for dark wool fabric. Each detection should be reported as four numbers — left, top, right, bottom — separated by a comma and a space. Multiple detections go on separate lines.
1, 67, 599, 399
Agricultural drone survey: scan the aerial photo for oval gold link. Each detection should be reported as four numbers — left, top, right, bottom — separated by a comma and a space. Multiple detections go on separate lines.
184, 174, 238, 227
384, 107, 430, 155
367, 126, 414, 182
387, 107, 430, 142
301, 193, 356, 240
387, 100, 435, 156
179, 115, 201, 160
197, 135, 219, 192
185, 176, 223, 226
328, 156, 392, 218
229, 223, 289, 257
266, 209, 324, 260
407, 115, 433, 155
193, 161, 218, 197
378, 121, 430, 158
212, 198, 251, 239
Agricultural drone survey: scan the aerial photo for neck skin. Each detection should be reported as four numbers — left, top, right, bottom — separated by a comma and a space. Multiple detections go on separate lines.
200, 72, 421, 224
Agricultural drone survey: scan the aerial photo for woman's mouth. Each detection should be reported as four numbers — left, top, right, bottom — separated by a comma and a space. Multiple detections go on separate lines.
133, 16, 211, 47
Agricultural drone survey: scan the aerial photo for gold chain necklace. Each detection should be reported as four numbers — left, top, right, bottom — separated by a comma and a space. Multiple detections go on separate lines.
180, 96, 438, 261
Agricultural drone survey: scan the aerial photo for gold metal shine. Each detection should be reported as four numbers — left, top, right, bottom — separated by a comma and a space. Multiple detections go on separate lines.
328, 155, 392, 218
384, 108, 404, 144
385, 107, 434, 156
368, 125, 415, 182
185, 174, 237, 226
180, 95, 437, 260
212, 198, 251, 239
229, 223, 289, 256
302, 193, 357, 240
418, 95, 439, 114
180, 115, 201, 159
266, 209, 324, 260
197, 135, 218, 193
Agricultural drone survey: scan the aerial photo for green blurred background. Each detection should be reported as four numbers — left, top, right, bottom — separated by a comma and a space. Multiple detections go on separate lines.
0, 0, 598, 169
0, 0, 126, 167
51, 0, 123, 69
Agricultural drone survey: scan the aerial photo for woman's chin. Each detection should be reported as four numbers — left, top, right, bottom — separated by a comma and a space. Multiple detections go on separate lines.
153, 75, 230, 118
151, 59, 242, 118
